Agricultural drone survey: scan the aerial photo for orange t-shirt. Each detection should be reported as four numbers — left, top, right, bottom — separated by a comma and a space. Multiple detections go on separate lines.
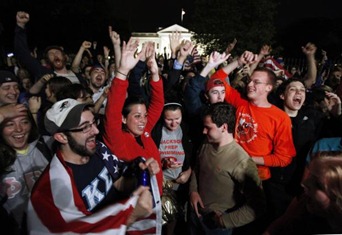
211, 69, 296, 180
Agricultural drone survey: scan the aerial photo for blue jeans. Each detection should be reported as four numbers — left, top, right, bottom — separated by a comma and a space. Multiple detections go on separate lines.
188, 205, 232, 235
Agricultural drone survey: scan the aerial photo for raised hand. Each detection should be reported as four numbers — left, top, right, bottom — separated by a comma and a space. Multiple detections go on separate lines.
145, 42, 159, 77
81, 41, 92, 50
16, 11, 30, 28
207, 51, 230, 68
108, 26, 121, 47
118, 38, 140, 75
238, 51, 259, 66
28, 96, 42, 114
302, 42, 317, 57
169, 31, 182, 56
178, 39, 194, 64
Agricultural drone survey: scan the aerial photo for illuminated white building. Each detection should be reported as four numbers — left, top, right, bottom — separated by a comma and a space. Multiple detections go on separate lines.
131, 24, 203, 57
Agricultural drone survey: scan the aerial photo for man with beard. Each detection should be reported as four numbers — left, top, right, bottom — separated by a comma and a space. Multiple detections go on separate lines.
27, 98, 159, 234
14, 11, 87, 86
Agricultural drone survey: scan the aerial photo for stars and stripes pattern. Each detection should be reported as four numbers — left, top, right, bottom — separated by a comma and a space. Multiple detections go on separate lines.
261, 57, 292, 79
27, 141, 161, 234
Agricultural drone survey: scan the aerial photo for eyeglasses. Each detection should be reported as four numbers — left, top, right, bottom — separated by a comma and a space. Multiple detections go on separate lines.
66, 119, 98, 133
246, 78, 269, 85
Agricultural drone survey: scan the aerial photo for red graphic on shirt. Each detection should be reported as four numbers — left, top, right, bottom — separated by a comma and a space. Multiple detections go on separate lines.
235, 113, 258, 143
3, 171, 42, 199
3, 177, 22, 199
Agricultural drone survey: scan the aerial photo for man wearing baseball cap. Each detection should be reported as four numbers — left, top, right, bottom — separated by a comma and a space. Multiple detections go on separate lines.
184, 67, 227, 159
27, 98, 159, 234
0, 70, 20, 105
205, 78, 226, 104
0, 70, 26, 124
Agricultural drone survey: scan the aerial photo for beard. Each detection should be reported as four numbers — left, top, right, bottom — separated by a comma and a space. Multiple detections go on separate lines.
67, 134, 96, 157
52, 57, 65, 70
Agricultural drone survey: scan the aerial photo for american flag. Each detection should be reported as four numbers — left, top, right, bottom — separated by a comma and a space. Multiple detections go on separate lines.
27, 141, 161, 234
261, 57, 292, 79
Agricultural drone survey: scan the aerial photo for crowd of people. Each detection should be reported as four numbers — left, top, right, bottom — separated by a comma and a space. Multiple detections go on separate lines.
0, 10, 342, 235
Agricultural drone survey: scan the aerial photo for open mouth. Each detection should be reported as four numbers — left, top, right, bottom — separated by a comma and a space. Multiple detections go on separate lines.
7, 95, 17, 100
86, 136, 97, 148
293, 97, 302, 105
95, 76, 103, 82
13, 134, 25, 140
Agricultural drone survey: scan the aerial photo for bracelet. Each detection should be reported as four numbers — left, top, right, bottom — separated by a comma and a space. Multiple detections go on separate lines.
40, 78, 47, 84
116, 71, 128, 77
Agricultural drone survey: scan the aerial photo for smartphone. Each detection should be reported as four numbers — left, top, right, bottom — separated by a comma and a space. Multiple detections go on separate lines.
7, 53, 14, 57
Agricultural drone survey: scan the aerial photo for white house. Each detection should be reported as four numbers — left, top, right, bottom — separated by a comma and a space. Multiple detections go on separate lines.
131, 24, 204, 57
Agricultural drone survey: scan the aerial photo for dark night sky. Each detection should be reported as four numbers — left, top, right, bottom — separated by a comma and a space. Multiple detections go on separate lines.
0, 0, 340, 57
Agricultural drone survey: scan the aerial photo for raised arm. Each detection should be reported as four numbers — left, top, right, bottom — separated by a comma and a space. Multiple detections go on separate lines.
301, 42, 317, 88
115, 38, 141, 81
108, 26, 121, 71
249, 44, 272, 74
201, 51, 231, 77
29, 74, 54, 95
103, 45, 110, 75
169, 31, 181, 59
71, 41, 92, 73
211, 50, 258, 80
14, 11, 50, 81
144, 42, 164, 130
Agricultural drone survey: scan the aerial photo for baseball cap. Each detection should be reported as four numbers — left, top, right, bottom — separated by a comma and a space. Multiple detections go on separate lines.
0, 70, 18, 85
44, 98, 91, 135
206, 78, 225, 92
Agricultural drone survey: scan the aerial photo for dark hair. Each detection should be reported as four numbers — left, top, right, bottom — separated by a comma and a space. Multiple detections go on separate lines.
203, 102, 236, 133
277, 77, 306, 96
0, 109, 39, 147
253, 67, 277, 87
163, 102, 183, 114
122, 96, 147, 118
44, 46, 67, 67
47, 76, 72, 95
44, 46, 65, 59
0, 143, 16, 175
56, 83, 93, 101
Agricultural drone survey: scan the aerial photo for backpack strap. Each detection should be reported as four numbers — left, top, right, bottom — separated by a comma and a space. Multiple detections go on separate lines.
36, 136, 52, 162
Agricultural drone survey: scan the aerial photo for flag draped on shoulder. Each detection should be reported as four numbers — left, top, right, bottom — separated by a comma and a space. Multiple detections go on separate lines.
27, 142, 139, 235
